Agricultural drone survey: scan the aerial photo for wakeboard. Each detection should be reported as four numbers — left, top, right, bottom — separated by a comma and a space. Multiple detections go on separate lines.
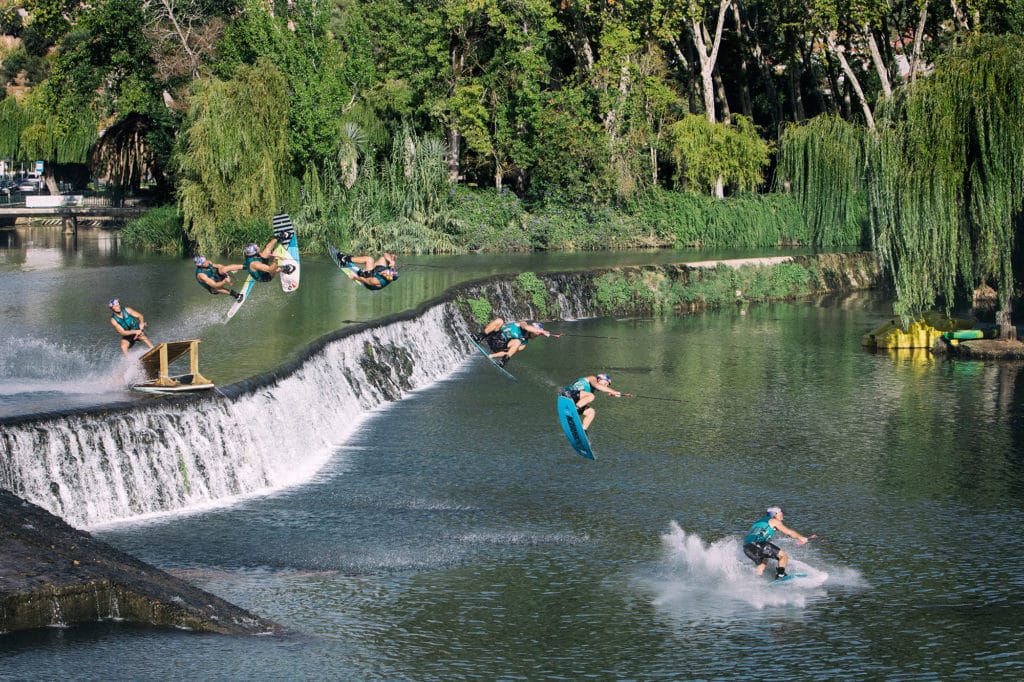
770, 572, 809, 585
328, 243, 363, 283
132, 375, 215, 394
226, 274, 256, 320
273, 214, 300, 293
557, 394, 595, 460
469, 336, 517, 381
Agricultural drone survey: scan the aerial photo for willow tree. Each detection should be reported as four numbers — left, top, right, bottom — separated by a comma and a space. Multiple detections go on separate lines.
175, 58, 289, 254
867, 34, 1024, 336
8, 93, 97, 194
0, 98, 33, 163
775, 114, 868, 247
667, 113, 771, 196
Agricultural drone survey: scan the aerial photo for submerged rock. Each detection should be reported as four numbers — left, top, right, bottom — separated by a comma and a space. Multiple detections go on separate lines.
0, 489, 281, 635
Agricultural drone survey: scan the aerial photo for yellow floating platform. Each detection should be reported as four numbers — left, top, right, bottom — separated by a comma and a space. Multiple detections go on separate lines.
862, 311, 974, 350
133, 340, 215, 394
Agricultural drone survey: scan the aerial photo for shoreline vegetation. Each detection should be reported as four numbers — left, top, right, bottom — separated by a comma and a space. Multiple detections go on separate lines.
120, 189, 818, 256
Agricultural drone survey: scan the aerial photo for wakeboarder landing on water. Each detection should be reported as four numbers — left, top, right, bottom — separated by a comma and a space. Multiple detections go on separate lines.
742, 506, 811, 580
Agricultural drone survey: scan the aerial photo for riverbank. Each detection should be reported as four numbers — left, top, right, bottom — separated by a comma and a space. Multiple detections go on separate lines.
0, 489, 281, 635
938, 337, 1024, 359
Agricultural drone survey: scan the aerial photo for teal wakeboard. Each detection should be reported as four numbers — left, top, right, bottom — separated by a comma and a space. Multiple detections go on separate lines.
226, 274, 256, 320
469, 336, 517, 381
770, 572, 809, 585
557, 394, 595, 460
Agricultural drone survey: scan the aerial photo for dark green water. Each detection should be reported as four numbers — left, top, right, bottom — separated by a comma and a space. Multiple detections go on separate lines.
3, 294, 1022, 679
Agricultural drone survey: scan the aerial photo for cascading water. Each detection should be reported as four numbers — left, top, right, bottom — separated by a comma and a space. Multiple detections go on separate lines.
0, 303, 477, 528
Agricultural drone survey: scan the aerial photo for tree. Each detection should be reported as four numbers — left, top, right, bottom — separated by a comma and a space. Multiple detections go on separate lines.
142, 0, 241, 105
868, 34, 1024, 336
667, 113, 770, 195
216, 1, 355, 175
175, 58, 289, 254
33, 0, 174, 194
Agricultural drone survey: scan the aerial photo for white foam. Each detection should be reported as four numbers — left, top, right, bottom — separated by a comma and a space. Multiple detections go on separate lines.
643, 520, 850, 622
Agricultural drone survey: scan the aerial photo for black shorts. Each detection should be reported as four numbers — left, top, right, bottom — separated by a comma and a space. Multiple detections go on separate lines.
124, 332, 141, 348
743, 541, 781, 565
561, 389, 582, 402
486, 336, 509, 352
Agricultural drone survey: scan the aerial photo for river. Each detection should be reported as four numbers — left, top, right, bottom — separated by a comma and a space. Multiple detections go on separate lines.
1, 228, 1022, 679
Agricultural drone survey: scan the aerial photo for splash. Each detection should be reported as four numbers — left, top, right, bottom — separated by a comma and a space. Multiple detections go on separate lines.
646, 521, 840, 622
0, 336, 142, 397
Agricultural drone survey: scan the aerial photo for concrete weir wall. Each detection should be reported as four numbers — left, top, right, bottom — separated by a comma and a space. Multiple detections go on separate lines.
0, 489, 281, 635
0, 252, 881, 635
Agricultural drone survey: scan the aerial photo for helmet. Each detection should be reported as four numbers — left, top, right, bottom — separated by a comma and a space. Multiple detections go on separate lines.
194, 255, 207, 266
244, 243, 259, 257
108, 298, 120, 308
533, 322, 544, 330
596, 373, 611, 384
766, 506, 783, 517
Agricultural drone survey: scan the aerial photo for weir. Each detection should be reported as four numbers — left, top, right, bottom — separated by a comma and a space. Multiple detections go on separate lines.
1, 302, 477, 528
0, 255, 880, 528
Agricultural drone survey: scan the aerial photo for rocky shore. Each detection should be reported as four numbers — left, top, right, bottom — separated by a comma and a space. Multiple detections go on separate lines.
0, 489, 281, 635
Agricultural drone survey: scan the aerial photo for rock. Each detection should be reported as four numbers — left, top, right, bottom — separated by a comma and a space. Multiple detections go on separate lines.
0, 488, 281, 635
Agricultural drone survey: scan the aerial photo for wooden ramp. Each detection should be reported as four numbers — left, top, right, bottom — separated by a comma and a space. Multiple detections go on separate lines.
134, 340, 214, 393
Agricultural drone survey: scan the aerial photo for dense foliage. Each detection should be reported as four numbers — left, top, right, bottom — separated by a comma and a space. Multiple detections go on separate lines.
1, 1, 1022, 321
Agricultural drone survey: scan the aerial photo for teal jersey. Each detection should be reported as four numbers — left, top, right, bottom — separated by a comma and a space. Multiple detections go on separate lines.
744, 516, 776, 544
195, 264, 223, 292
369, 266, 398, 289
111, 308, 139, 331
500, 323, 526, 344
244, 255, 273, 282
565, 377, 592, 393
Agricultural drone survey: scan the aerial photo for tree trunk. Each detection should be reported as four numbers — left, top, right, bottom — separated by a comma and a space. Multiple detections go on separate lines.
788, 58, 806, 122
997, 300, 1017, 341
43, 171, 59, 196
667, 36, 698, 113
733, 0, 782, 131
447, 128, 461, 183
447, 43, 466, 183
826, 33, 875, 128
909, 3, 929, 83
689, 0, 731, 198
864, 27, 892, 99
713, 68, 732, 120
688, 0, 731, 124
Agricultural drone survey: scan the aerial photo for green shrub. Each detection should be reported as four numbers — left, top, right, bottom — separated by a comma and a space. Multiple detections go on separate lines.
120, 206, 184, 252
515, 271, 549, 316
467, 297, 493, 325
216, 217, 275, 258
451, 186, 529, 251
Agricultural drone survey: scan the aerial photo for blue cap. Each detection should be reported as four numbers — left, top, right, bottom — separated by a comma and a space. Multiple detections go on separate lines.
766, 506, 783, 517
194, 255, 207, 266
597, 373, 611, 384
244, 243, 259, 257
108, 298, 120, 308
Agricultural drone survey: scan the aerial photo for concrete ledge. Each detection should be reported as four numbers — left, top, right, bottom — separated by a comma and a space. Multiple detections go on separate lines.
0, 489, 282, 635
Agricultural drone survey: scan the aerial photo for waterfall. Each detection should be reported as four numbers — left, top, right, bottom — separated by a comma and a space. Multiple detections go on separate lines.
1, 303, 475, 528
